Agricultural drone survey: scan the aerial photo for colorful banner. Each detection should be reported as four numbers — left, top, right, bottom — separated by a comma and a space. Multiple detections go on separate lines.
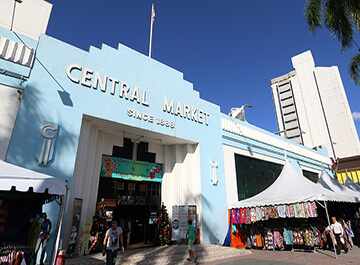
100, 155, 163, 182
171, 206, 180, 241
179, 206, 188, 239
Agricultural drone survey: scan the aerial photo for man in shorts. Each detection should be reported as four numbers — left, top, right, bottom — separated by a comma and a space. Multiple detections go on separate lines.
103, 221, 125, 265
186, 220, 198, 264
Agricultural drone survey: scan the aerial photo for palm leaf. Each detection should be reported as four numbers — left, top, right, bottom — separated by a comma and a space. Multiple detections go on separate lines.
346, 0, 360, 31
305, 0, 324, 34
324, 0, 355, 52
349, 53, 360, 85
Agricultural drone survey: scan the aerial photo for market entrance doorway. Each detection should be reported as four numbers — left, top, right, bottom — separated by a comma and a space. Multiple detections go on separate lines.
97, 138, 162, 247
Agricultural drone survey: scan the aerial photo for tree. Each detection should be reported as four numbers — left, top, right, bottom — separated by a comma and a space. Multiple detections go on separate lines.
90, 199, 109, 251
153, 204, 172, 245
304, 0, 360, 84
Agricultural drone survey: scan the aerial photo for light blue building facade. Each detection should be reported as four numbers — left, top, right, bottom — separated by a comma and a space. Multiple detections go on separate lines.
0, 7, 331, 262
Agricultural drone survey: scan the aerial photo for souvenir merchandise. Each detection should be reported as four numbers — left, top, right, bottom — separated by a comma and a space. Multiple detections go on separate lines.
0, 243, 33, 265
250, 208, 256, 223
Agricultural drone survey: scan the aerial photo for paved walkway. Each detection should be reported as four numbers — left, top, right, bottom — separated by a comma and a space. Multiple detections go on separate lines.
65, 244, 251, 265
63, 244, 360, 265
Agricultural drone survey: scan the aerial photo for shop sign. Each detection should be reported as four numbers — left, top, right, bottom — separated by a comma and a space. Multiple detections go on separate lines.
171, 206, 180, 241
66, 64, 211, 128
101, 155, 162, 182
179, 206, 188, 239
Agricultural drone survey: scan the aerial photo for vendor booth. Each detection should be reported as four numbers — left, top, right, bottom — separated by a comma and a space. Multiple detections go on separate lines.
227, 160, 357, 259
0, 160, 67, 265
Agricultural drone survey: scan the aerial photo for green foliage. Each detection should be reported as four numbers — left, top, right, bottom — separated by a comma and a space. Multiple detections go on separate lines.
153, 205, 172, 245
304, 0, 360, 84
305, 0, 324, 34
349, 53, 360, 85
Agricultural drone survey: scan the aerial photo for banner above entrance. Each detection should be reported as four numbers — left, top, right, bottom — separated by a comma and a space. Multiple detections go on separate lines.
100, 155, 163, 182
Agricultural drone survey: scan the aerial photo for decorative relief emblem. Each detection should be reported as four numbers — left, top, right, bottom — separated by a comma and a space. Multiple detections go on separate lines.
36, 122, 58, 166
210, 159, 218, 186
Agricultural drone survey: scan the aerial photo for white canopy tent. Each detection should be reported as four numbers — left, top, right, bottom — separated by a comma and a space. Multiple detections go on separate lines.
0, 159, 66, 195
229, 160, 354, 209
0, 159, 68, 265
344, 175, 360, 193
317, 170, 360, 202
228, 160, 355, 259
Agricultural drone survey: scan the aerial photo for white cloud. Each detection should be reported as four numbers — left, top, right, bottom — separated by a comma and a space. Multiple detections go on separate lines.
353, 111, 360, 121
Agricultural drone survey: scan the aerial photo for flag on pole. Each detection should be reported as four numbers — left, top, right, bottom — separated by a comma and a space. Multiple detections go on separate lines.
151, 4, 155, 22
149, 4, 155, 58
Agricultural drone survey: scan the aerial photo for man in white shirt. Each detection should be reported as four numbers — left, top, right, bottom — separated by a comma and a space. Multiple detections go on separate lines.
330, 217, 348, 255
103, 221, 125, 265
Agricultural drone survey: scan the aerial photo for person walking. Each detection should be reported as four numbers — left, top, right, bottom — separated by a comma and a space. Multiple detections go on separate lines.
186, 220, 198, 264
34, 213, 52, 265
103, 221, 125, 265
330, 216, 348, 255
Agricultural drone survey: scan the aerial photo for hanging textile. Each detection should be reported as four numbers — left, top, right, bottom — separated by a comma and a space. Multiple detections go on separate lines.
267, 229, 274, 250
245, 208, 251, 225
231, 209, 238, 224
239, 208, 246, 224
283, 227, 293, 245
285, 204, 294, 218
307, 201, 317, 218
277, 205, 286, 218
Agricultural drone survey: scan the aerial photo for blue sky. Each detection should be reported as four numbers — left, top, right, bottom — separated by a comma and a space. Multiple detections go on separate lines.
46, 0, 360, 137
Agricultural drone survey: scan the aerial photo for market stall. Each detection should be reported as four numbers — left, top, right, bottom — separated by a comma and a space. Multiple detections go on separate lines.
0, 159, 68, 265
227, 160, 355, 258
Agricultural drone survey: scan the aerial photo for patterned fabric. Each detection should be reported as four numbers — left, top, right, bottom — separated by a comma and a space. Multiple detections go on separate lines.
250, 207, 256, 223
239, 208, 246, 224
231, 209, 238, 224
264, 228, 269, 248
285, 204, 294, 218
307, 201, 317, 218
283, 228, 293, 245
299, 203, 306, 218
262, 206, 268, 220
302, 229, 314, 246
268, 206, 275, 219
311, 226, 321, 246
273, 206, 279, 218
277, 205, 286, 218
255, 207, 262, 222
293, 203, 301, 218
266, 207, 272, 219
267, 229, 274, 250
236, 209, 241, 223
273, 229, 283, 248
293, 229, 304, 245
245, 208, 251, 224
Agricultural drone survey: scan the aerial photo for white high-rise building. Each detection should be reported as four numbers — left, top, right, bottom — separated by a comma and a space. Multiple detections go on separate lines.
271, 50, 360, 160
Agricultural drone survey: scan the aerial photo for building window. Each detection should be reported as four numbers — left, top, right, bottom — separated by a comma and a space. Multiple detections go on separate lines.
234, 154, 283, 200
302, 170, 319, 183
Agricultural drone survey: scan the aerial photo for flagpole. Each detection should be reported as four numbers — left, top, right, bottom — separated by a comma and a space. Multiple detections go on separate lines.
148, 3, 155, 58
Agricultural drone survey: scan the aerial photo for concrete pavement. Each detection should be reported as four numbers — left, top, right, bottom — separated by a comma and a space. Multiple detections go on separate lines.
63, 244, 360, 265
